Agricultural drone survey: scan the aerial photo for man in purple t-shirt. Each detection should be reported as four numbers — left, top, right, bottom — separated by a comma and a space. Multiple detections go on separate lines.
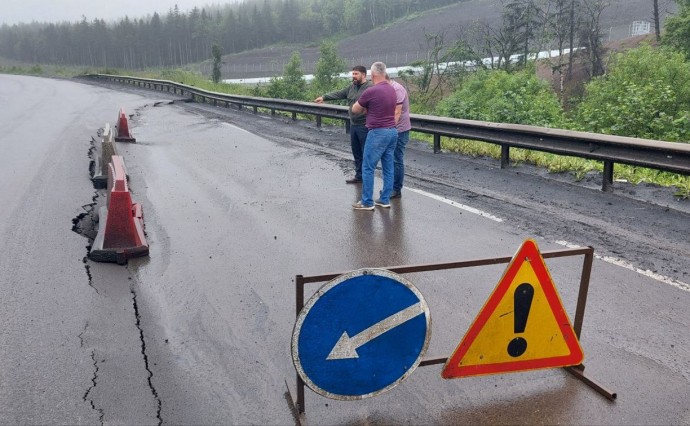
385, 73, 412, 198
350, 62, 398, 210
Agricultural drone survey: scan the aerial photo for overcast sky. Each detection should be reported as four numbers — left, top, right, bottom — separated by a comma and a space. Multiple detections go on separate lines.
2, 0, 235, 25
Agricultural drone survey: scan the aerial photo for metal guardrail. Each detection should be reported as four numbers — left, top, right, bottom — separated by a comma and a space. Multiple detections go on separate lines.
83, 74, 690, 192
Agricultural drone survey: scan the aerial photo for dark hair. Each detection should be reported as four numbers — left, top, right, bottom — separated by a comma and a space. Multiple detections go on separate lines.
352, 65, 367, 75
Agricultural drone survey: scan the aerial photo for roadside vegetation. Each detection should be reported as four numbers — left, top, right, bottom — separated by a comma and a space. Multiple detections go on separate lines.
2, 0, 689, 197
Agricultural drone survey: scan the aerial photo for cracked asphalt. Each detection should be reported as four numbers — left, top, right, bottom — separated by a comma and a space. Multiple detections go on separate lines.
0, 75, 159, 424
2, 74, 690, 425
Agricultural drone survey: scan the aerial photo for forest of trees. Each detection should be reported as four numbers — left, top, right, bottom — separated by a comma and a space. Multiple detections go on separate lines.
0, 0, 463, 69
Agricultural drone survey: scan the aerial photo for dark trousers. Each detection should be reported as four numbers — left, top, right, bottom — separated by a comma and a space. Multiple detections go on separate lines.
350, 124, 369, 180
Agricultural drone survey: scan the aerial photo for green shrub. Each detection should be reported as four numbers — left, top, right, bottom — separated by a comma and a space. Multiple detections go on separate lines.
436, 68, 565, 127
574, 45, 690, 141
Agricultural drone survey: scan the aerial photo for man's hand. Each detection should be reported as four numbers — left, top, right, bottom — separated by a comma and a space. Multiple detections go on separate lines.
314, 96, 324, 103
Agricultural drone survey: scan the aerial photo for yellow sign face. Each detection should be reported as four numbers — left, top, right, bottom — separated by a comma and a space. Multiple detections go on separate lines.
442, 239, 584, 378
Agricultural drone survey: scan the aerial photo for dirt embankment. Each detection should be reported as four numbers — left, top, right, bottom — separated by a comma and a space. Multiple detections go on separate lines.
211, 0, 677, 79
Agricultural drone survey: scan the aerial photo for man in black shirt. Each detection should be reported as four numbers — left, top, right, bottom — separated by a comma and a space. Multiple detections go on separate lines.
314, 65, 373, 184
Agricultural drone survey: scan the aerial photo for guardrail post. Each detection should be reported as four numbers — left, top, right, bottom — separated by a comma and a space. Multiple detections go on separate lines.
316, 115, 322, 128
500, 145, 510, 169
345, 121, 351, 134
271, 109, 276, 116
253, 106, 258, 114
292, 112, 297, 121
602, 161, 614, 192
433, 134, 441, 154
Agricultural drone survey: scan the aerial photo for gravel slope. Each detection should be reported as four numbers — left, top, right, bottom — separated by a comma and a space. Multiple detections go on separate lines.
213, 0, 678, 79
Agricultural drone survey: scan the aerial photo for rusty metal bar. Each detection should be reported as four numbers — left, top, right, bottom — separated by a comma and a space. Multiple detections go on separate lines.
565, 366, 617, 401
294, 275, 306, 414
573, 247, 594, 339
420, 356, 448, 366
298, 247, 593, 284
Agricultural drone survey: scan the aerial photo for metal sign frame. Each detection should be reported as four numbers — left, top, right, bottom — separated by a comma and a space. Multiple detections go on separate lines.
285, 246, 616, 424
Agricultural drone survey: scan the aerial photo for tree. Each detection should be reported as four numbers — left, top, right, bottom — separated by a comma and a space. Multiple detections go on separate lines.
575, 45, 690, 141
311, 41, 347, 94
663, 0, 690, 58
503, 0, 542, 67
266, 51, 307, 100
577, 0, 608, 78
568, 0, 576, 79
653, 0, 661, 42
544, 0, 578, 94
211, 43, 223, 83
400, 30, 481, 108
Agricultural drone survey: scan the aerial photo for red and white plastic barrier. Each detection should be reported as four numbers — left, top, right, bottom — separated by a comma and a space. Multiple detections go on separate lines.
114, 107, 136, 142
90, 155, 148, 264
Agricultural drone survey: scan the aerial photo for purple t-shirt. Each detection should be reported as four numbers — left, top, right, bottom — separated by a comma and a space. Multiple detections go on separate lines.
357, 82, 397, 129
391, 80, 412, 132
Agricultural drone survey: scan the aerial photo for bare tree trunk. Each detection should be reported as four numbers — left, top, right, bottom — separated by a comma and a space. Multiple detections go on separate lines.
653, 0, 661, 42
567, 0, 575, 80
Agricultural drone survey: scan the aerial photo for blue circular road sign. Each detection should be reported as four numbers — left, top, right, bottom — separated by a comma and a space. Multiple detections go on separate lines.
291, 268, 431, 400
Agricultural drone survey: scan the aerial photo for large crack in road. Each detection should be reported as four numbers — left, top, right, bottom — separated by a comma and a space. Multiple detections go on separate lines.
70, 125, 163, 424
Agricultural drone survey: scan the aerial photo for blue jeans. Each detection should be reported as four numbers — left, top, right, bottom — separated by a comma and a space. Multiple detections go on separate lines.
361, 128, 397, 206
350, 124, 369, 180
393, 130, 410, 193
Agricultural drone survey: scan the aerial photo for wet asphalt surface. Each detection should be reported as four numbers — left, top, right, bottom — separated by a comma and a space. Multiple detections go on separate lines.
1, 75, 690, 425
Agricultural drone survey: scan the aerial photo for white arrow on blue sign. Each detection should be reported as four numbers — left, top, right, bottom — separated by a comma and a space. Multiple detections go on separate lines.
291, 268, 432, 400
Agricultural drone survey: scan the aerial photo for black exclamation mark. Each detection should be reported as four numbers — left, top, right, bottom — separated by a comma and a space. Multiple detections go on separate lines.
507, 283, 534, 358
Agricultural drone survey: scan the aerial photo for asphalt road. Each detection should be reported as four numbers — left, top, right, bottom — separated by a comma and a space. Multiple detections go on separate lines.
1, 74, 689, 425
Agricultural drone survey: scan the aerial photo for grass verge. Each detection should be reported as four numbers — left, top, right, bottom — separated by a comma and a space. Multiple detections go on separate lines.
413, 132, 690, 199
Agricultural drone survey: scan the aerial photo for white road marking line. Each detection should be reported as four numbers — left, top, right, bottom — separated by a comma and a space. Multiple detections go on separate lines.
554, 240, 690, 293
213, 129, 684, 292
405, 187, 504, 222
221, 122, 255, 135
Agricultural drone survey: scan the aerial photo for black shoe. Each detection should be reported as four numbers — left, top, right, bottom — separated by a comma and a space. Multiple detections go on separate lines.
390, 191, 402, 199
346, 177, 362, 184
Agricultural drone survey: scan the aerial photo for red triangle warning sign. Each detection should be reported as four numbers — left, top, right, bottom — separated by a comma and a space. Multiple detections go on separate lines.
442, 239, 584, 379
